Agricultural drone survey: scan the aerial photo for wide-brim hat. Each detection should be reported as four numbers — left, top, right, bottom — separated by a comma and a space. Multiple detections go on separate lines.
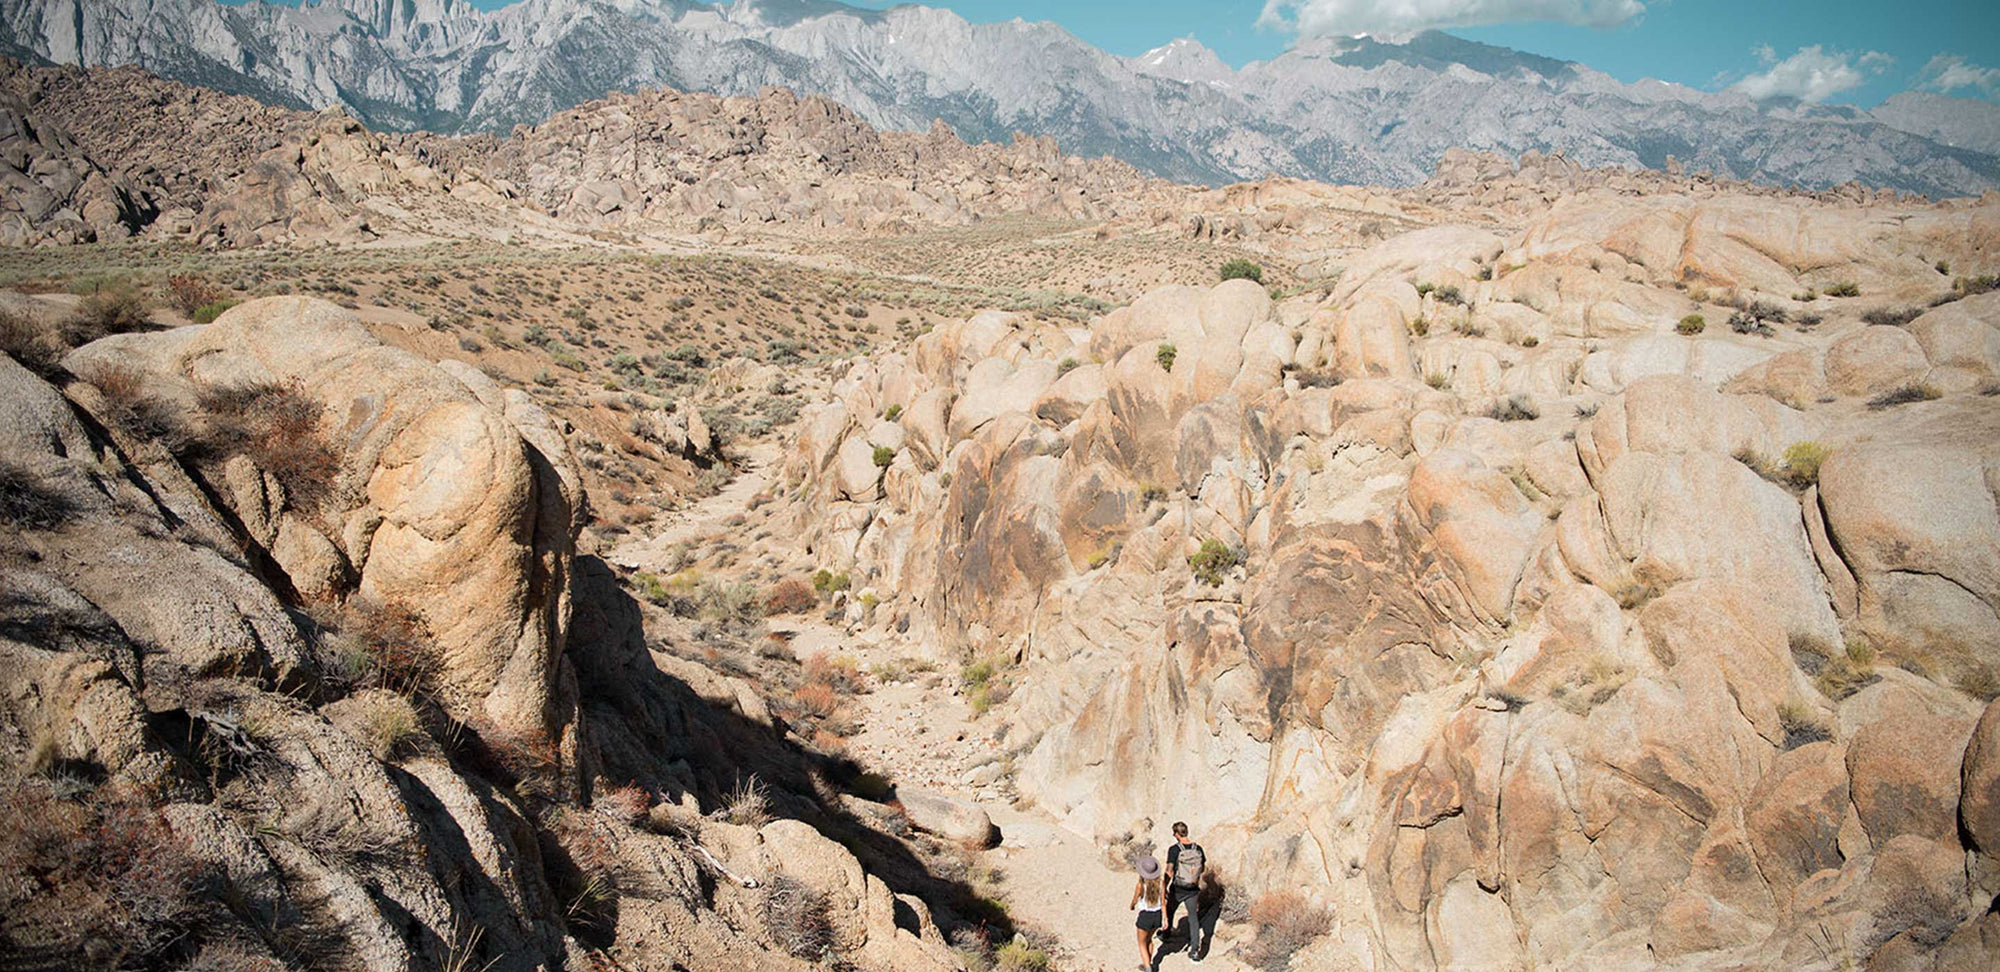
1137, 855, 1161, 879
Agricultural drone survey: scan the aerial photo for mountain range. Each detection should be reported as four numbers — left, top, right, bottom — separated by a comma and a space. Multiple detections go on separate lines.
5, 0, 2000, 196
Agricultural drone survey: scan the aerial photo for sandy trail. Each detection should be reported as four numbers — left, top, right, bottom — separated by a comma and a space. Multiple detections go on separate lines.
613, 442, 1247, 971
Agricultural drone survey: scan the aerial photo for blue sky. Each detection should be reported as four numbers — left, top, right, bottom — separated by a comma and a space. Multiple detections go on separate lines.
263, 0, 2000, 105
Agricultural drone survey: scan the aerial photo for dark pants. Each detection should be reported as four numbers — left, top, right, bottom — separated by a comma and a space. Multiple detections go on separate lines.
1165, 883, 1203, 956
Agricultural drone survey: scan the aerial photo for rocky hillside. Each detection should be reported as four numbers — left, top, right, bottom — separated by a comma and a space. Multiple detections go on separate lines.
5, 0, 2000, 196
0, 56, 1167, 248
769, 187, 2000, 968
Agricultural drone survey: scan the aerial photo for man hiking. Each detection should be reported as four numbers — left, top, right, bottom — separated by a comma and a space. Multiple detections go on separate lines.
1163, 821, 1206, 961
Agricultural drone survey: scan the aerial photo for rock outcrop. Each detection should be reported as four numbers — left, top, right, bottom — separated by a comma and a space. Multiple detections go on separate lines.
774, 188, 2000, 970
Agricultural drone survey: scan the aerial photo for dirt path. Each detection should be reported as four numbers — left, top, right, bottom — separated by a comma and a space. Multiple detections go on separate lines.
606, 440, 780, 572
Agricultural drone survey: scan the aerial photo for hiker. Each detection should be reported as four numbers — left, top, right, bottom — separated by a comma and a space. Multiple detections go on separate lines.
1131, 854, 1166, 971
1163, 820, 1206, 960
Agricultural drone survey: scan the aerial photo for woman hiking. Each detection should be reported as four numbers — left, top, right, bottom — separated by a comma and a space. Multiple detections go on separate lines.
1130, 854, 1166, 971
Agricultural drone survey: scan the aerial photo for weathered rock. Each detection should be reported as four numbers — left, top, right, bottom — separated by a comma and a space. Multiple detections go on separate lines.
895, 789, 996, 847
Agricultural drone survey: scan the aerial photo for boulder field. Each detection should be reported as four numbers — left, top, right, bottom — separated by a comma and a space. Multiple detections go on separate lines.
776, 190, 2000, 970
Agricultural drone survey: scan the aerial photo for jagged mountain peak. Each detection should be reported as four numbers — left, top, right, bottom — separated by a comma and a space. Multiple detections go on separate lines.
0, 0, 1994, 197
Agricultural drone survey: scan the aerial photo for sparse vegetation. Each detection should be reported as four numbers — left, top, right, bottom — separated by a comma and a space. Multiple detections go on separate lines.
354, 692, 425, 761
1219, 258, 1264, 283
1188, 538, 1241, 586
1778, 699, 1831, 751
0, 306, 62, 378
872, 445, 896, 468
1487, 394, 1539, 422
0, 777, 209, 970
1676, 313, 1705, 335
196, 380, 342, 514
1244, 891, 1334, 972
0, 459, 78, 530
718, 776, 772, 827
995, 939, 1051, 971
1822, 281, 1860, 298
812, 569, 852, 595
883, 403, 903, 420
1780, 441, 1831, 487
1155, 342, 1177, 371
1866, 383, 1940, 410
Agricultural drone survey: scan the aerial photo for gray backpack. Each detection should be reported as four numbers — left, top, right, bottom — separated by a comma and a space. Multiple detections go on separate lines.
1173, 842, 1205, 888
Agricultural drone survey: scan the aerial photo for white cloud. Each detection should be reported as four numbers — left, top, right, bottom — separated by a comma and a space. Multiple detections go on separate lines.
1730, 45, 1891, 103
1918, 54, 2000, 97
1258, 0, 1646, 38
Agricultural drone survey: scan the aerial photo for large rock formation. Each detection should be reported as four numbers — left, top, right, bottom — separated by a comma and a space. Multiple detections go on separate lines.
775, 188, 2000, 969
0, 298, 959, 971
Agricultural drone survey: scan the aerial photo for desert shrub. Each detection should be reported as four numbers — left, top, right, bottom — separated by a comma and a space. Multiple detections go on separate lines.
1867, 383, 1941, 410
764, 578, 818, 615
804, 652, 865, 694
1778, 700, 1831, 751
812, 569, 852, 595
196, 380, 341, 513
324, 598, 439, 698
163, 273, 225, 315
1675, 314, 1705, 335
0, 778, 210, 969
1188, 538, 1241, 586
1823, 281, 1860, 298
995, 939, 1051, 971
1611, 581, 1658, 610
1861, 306, 1923, 327
883, 403, 903, 420
1423, 370, 1449, 389
1290, 367, 1342, 388
1219, 258, 1264, 283
0, 305, 63, 378
1245, 891, 1334, 972
1519, 335, 1539, 347
762, 875, 834, 959
62, 288, 153, 345
1728, 312, 1772, 336
843, 304, 868, 318
1781, 441, 1831, 487
1487, 394, 1539, 422
1056, 357, 1080, 376
0, 459, 79, 530
699, 580, 764, 626
1428, 284, 1464, 306
190, 298, 241, 324
355, 691, 425, 761
1156, 342, 1177, 371
1408, 314, 1429, 337
792, 682, 840, 719
872, 445, 896, 468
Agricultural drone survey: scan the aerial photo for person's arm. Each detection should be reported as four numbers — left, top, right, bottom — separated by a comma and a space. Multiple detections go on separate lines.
1164, 845, 1178, 884
1130, 878, 1140, 910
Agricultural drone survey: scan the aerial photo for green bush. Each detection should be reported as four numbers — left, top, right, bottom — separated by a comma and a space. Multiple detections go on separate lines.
883, 403, 902, 421
1188, 538, 1241, 586
872, 445, 896, 468
1823, 281, 1860, 298
1156, 343, 1177, 371
1056, 357, 1080, 376
189, 299, 240, 324
1866, 383, 1940, 410
812, 569, 852, 595
1219, 259, 1264, 284
62, 288, 153, 346
1676, 314, 1705, 335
